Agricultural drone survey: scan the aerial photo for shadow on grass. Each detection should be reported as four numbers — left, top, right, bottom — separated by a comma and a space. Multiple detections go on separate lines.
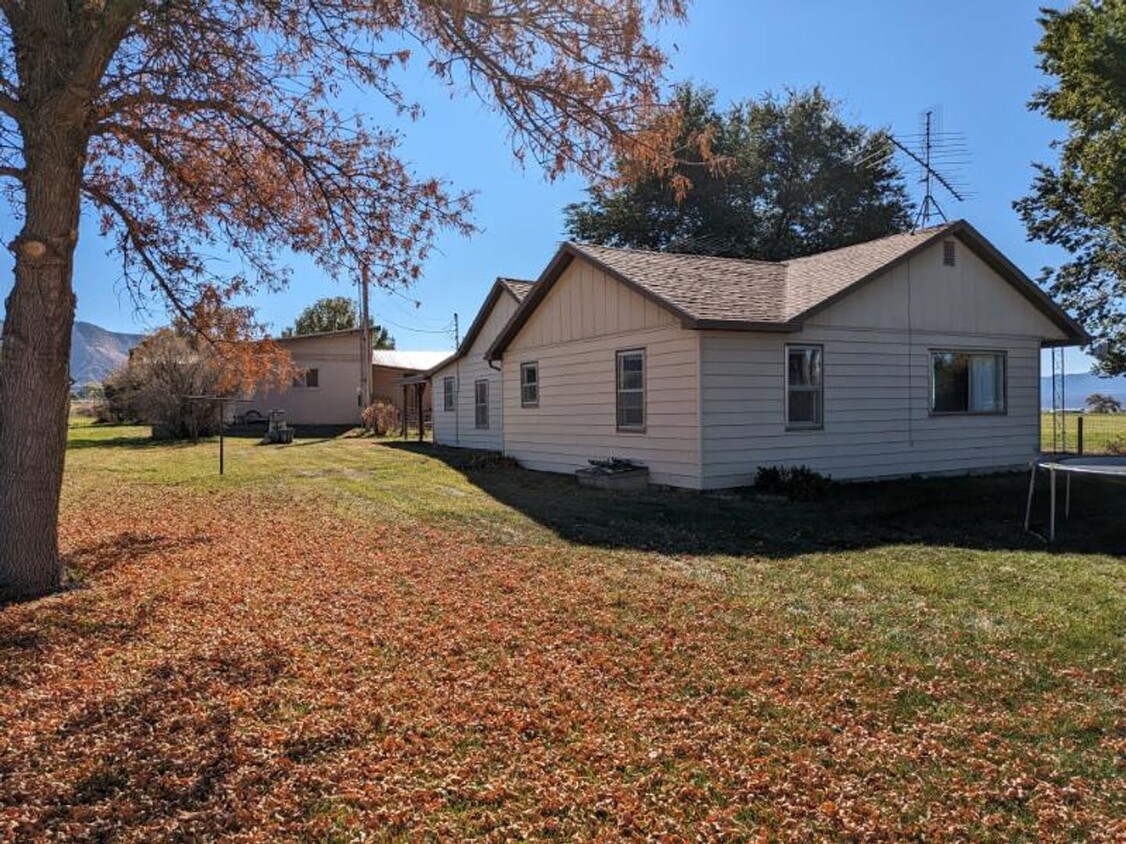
63, 530, 213, 576
66, 423, 358, 450
385, 442, 1126, 558
66, 433, 196, 450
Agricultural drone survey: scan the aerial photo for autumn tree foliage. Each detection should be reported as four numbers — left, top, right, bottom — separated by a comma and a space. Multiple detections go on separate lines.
565, 85, 913, 260
105, 289, 294, 439
282, 296, 395, 348
0, 0, 684, 601
1015, 1, 1126, 375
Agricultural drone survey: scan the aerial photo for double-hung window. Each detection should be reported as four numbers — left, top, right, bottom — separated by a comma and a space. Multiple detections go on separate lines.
474, 379, 489, 429
930, 350, 1006, 414
520, 362, 539, 407
616, 349, 645, 431
786, 345, 823, 429
442, 377, 455, 412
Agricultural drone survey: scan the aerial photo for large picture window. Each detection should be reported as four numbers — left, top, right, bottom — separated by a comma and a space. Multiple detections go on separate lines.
474, 379, 489, 429
931, 351, 1006, 414
786, 345, 823, 428
443, 377, 455, 412
616, 349, 645, 431
520, 362, 539, 407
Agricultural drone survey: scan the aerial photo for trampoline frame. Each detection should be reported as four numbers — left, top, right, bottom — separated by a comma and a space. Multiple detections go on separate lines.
1023, 455, 1126, 541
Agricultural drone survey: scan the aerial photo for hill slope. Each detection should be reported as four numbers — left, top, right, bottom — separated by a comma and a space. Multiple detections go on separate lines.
1041, 372, 1126, 410
70, 321, 144, 385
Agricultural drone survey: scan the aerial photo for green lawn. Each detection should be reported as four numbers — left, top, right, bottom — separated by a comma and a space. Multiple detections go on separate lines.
1041, 411, 1126, 454
0, 417, 1122, 840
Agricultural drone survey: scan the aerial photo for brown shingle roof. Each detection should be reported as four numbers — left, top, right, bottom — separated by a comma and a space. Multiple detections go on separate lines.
782, 224, 951, 319
498, 278, 534, 301
569, 244, 787, 324
570, 224, 955, 325
486, 220, 1087, 359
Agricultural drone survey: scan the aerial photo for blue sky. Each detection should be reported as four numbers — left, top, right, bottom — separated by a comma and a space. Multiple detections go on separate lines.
0, 0, 1095, 372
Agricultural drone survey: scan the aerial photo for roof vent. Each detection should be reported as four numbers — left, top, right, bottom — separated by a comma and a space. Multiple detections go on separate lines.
942, 239, 957, 267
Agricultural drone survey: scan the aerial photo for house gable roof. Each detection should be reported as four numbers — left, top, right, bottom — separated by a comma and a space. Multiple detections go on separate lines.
486, 220, 1088, 359
425, 276, 534, 376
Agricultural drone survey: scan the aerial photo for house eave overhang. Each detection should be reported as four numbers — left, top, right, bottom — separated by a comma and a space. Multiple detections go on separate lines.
424, 278, 524, 377
485, 221, 1090, 359
787, 220, 1089, 347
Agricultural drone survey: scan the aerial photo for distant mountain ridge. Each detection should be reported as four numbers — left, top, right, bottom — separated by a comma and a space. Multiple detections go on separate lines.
1040, 372, 1126, 410
70, 321, 144, 386
0, 320, 143, 386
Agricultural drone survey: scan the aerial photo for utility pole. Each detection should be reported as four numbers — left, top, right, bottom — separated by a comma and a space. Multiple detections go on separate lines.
359, 263, 372, 409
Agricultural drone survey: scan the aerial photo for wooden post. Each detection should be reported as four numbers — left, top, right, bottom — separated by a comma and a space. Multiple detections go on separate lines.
360, 263, 371, 410
401, 384, 408, 438
219, 398, 225, 476
416, 383, 425, 442
1077, 415, 1084, 455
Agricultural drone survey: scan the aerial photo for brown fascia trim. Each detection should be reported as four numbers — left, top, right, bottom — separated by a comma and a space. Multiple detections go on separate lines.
783, 224, 959, 328
487, 243, 747, 360
427, 279, 522, 376
487, 223, 1089, 360
787, 220, 1090, 345
485, 246, 572, 361
691, 318, 799, 332
952, 223, 1090, 345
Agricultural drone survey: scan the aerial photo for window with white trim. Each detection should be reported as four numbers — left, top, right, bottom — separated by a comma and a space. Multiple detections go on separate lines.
930, 351, 1006, 414
474, 379, 489, 429
443, 377, 455, 412
616, 349, 645, 430
520, 362, 539, 407
786, 345, 823, 428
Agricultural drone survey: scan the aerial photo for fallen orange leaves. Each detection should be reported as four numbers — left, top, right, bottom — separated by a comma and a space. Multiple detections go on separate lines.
0, 483, 1121, 841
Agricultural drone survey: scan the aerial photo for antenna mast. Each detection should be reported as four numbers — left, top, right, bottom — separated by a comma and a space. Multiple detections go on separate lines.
884, 108, 970, 229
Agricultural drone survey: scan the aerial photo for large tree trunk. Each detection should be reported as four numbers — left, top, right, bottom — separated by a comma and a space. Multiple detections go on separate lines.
0, 86, 83, 600
0, 3, 133, 602
0, 248, 76, 601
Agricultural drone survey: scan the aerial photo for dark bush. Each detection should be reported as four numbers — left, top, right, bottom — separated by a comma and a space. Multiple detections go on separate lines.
361, 397, 400, 436
754, 464, 832, 501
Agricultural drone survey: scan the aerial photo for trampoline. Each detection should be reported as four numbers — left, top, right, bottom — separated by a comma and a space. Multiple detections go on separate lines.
1024, 455, 1126, 541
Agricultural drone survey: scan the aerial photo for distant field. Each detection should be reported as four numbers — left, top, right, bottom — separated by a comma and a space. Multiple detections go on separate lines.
1041, 412, 1126, 454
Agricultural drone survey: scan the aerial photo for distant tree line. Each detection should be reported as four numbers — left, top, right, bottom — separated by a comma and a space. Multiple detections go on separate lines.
281, 296, 395, 349
564, 85, 914, 261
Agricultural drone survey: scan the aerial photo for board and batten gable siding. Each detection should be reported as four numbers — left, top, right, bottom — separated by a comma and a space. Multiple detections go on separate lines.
700, 236, 1063, 488
246, 333, 363, 425
502, 257, 703, 488
430, 290, 519, 451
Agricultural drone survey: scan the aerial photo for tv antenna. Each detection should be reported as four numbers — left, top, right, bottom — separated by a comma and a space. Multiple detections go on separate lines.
857, 107, 971, 229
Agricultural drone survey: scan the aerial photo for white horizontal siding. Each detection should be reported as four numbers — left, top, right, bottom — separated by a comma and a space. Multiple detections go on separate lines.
502, 258, 701, 488
431, 291, 518, 451
699, 327, 1043, 488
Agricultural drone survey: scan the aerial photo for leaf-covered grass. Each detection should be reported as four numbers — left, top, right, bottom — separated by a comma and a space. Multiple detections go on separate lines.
1, 417, 1123, 840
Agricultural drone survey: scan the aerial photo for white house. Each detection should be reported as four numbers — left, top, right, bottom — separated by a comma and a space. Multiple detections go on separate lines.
427, 278, 533, 450
465, 220, 1086, 489
245, 329, 447, 426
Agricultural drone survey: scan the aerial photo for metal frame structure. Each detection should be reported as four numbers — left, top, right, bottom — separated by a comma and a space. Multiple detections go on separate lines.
1023, 455, 1126, 541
